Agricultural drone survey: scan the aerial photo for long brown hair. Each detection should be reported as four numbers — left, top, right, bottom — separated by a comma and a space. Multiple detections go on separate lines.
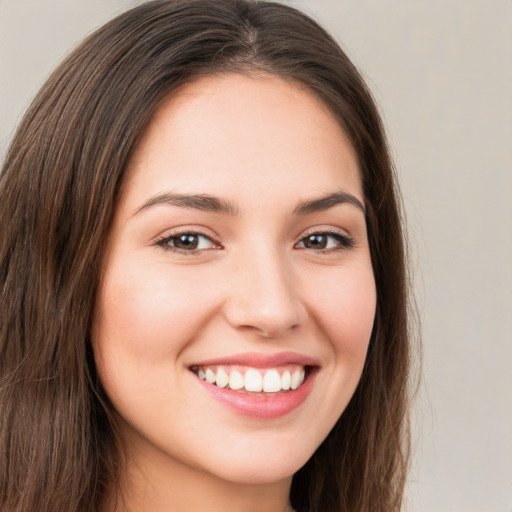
0, 1, 411, 511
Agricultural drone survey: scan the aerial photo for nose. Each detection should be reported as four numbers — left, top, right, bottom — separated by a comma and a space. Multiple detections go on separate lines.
223, 250, 307, 339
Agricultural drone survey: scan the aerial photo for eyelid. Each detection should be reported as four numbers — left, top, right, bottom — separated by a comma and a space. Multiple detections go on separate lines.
294, 227, 355, 252
154, 227, 222, 254
152, 225, 355, 255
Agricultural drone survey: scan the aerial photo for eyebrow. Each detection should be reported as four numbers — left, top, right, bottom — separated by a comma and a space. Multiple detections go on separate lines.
133, 193, 239, 216
293, 191, 365, 215
133, 190, 365, 217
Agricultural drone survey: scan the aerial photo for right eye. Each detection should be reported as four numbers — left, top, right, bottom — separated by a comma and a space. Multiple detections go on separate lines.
156, 232, 220, 253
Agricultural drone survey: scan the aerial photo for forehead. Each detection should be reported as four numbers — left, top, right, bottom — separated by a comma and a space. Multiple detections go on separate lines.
122, 72, 363, 210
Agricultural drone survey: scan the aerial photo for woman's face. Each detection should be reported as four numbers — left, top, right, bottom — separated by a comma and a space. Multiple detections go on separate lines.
93, 73, 376, 487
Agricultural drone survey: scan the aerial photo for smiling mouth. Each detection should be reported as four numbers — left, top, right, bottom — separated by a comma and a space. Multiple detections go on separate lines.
190, 365, 312, 395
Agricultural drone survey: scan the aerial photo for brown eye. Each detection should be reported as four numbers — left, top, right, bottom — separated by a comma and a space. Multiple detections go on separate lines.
296, 232, 354, 252
173, 234, 200, 250
157, 232, 218, 252
302, 234, 329, 249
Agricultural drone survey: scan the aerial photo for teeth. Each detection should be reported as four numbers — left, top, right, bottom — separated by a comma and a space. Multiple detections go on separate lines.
194, 365, 308, 393
281, 371, 291, 390
263, 369, 281, 392
290, 369, 305, 390
244, 369, 263, 392
216, 368, 229, 388
229, 370, 244, 390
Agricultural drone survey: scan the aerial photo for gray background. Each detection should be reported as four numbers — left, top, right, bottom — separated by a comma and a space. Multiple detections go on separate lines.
1, 1, 511, 510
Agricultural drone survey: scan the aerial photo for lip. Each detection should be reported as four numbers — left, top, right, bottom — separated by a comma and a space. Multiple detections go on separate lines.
189, 351, 319, 369
189, 351, 319, 419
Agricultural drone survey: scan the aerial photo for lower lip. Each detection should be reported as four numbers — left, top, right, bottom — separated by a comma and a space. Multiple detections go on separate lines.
195, 371, 316, 419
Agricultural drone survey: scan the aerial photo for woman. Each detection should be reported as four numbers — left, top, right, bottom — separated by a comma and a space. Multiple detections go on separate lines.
0, 1, 411, 511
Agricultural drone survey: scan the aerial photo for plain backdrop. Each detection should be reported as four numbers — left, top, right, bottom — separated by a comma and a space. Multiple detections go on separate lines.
1, 1, 511, 511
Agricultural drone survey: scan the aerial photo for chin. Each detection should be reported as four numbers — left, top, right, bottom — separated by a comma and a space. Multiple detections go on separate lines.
192, 433, 320, 486
203, 457, 305, 486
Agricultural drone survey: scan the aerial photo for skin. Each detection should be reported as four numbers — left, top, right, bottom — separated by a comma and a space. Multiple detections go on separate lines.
93, 73, 376, 512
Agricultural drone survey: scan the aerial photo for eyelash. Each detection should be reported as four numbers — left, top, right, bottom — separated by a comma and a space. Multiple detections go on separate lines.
155, 229, 355, 255
295, 230, 355, 253
155, 231, 220, 254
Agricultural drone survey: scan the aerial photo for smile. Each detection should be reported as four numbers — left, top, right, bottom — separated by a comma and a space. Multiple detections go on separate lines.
191, 364, 307, 394
189, 352, 319, 419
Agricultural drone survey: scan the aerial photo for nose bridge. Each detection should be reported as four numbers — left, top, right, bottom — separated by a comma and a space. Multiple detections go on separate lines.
224, 244, 305, 337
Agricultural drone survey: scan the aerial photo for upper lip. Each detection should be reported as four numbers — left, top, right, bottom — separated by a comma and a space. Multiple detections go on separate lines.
189, 351, 319, 369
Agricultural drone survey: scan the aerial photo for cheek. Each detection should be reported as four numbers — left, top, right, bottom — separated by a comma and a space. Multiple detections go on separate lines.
292, 262, 376, 445
304, 265, 377, 420
307, 263, 376, 370
91, 260, 218, 427
93, 259, 215, 364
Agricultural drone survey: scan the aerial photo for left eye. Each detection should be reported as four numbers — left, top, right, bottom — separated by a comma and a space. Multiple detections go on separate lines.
295, 232, 353, 251
158, 233, 218, 251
